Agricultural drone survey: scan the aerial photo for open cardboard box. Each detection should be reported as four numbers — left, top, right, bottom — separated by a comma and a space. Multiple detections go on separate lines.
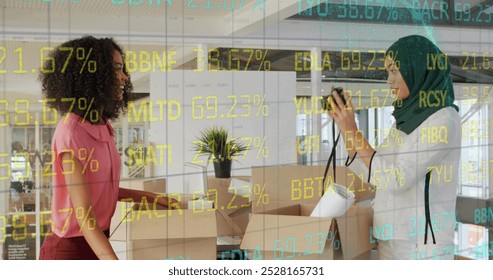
241, 203, 373, 260
110, 178, 167, 242
207, 176, 251, 238
240, 165, 374, 260
112, 193, 218, 260
250, 165, 374, 213
111, 175, 251, 259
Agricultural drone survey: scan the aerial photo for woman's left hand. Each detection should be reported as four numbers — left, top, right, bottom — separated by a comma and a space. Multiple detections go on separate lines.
327, 89, 376, 167
327, 89, 358, 133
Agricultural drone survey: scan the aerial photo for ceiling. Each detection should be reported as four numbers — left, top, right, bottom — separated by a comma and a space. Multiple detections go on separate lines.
0, 0, 492, 105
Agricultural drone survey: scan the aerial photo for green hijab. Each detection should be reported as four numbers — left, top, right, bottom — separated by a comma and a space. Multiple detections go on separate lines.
386, 35, 459, 135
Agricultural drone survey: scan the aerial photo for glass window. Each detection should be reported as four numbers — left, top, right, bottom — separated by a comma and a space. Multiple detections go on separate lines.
296, 112, 311, 165
114, 124, 148, 178
6, 126, 40, 260
458, 100, 489, 198
455, 223, 489, 260
455, 99, 490, 259
373, 106, 394, 146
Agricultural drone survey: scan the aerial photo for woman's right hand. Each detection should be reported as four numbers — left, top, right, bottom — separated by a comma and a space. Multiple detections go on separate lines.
155, 194, 180, 209
62, 152, 119, 260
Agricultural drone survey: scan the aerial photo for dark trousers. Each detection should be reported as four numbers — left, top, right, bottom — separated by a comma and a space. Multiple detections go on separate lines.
39, 230, 110, 260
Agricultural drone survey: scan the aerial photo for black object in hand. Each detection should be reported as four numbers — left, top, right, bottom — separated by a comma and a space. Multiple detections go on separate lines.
321, 87, 346, 111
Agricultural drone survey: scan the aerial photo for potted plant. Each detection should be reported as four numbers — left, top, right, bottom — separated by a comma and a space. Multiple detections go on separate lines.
192, 126, 248, 178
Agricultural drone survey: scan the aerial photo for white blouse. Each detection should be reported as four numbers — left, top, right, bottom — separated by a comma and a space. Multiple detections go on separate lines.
349, 106, 461, 246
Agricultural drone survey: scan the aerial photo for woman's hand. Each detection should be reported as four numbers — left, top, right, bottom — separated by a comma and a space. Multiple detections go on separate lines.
326, 89, 376, 167
63, 153, 118, 260
119, 188, 180, 209
326, 89, 358, 133
154, 194, 179, 209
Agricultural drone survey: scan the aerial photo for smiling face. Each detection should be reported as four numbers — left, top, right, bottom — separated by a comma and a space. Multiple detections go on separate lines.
113, 50, 128, 101
385, 55, 410, 101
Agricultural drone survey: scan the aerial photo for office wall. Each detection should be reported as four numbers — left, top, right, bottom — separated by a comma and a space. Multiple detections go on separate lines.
148, 70, 296, 194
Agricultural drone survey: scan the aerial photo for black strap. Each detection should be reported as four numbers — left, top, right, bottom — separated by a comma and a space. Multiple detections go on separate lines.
424, 171, 436, 244
367, 151, 377, 184
344, 152, 357, 166
322, 121, 340, 195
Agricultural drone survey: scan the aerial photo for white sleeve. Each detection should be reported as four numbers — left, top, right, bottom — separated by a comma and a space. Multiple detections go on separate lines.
345, 152, 370, 183
368, 108, 460, 194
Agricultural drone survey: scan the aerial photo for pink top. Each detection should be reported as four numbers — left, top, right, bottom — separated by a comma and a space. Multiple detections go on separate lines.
50, 113, 121, 238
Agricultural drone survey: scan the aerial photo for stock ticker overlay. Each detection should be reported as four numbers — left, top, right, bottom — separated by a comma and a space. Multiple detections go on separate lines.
1, 0, 492, 263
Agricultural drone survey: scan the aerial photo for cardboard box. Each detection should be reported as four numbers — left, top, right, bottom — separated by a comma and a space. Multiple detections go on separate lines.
251, 165, 373, 213
207, 176, 251, 237
240, 165, 374, 260
241, 204, 334, 260
109, 201, 128, 241
112, 174, 249, 258
215, 210, 250, 238
110, 178, 167, 242
119, 178, 166, 193
116, 194, 218, 260
240, 203, 373, 260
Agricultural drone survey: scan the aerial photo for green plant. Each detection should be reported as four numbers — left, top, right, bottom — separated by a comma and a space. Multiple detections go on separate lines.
192, 126, 248, 162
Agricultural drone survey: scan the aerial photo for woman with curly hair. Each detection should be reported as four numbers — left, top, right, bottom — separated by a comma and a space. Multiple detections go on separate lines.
38, 36, 176, 260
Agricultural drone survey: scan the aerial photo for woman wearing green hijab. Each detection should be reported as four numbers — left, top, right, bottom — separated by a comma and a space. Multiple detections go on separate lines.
328, 35, 461, 260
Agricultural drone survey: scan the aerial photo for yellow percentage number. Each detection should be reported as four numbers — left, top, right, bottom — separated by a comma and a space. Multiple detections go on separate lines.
253, 94, 269, 116
55, 97, 99, 124
387, 50, 399, 69
228, 49, 271, 71
253, 183, 269, 206
369, 88, 396, 108
76, 206, 97, 232
78, 147, 99, 173
42, 97, 99, 125
40, 47, 97, 74
0, 99, 31, 126
42, 98, 58, 125
326, 229, 340, 251
253, 136, 269, 159
78, 97, 99, 123
76, 47, 97, 73
254, 49, 270, 71
0, 212, 53, 243
373, 168, 405, 190
390, 128, 404, 148
191, 94, 269, 120
12, 214, 27, 241
0, 215, 7, 243
240, 136, 269, 159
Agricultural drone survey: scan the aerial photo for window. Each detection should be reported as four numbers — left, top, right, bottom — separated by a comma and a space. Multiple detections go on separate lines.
458, 100, 490, 198
295, 96, 360, 166
296, 112, 311, 165
373, 106, 394, 146
455, 99, 490, 259
114, 124, 148, 178
456, 223, 489, 260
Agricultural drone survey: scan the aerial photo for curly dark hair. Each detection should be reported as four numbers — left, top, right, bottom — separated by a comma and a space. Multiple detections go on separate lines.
39, 36, 133, 122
